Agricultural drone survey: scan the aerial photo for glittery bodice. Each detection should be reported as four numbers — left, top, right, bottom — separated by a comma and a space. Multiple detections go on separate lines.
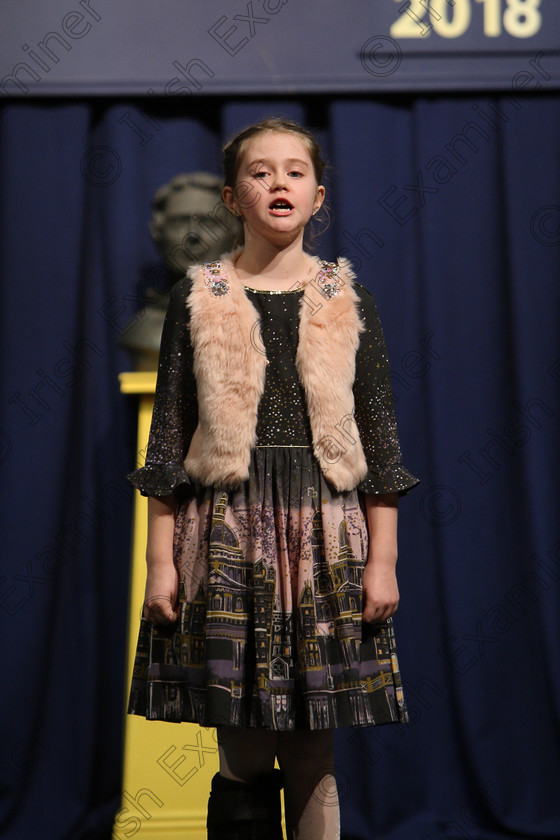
128, 272, 419, 497
245, 286, 313, 447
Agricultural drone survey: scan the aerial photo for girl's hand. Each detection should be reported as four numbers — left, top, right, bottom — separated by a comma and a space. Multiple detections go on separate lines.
362, 553, 400, 623
143, 494, 178, 624
142, 561, 179, 625
362, 492, 399, 623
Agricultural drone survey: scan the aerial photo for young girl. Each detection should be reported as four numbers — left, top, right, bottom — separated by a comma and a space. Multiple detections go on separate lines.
127, 118, 419, 840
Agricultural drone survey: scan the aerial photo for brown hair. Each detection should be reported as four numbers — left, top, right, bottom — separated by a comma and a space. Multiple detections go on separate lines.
223, 117, 326, 187
222, 117, 329, 247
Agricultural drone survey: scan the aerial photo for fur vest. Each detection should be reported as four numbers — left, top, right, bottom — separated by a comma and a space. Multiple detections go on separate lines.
183, 251, 369, 492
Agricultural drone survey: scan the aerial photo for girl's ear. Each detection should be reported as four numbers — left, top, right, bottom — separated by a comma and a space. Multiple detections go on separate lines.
313, 185, 326, 215
222, 186, 240, 217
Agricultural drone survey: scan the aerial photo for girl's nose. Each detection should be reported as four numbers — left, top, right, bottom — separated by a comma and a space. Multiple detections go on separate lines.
271, 173, 287, 191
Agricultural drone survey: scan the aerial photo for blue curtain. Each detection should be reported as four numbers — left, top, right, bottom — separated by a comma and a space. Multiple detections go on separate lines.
1, 94, 559, 840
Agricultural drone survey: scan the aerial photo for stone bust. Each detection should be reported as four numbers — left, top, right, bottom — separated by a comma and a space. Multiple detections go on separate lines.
120, 171, 241, 370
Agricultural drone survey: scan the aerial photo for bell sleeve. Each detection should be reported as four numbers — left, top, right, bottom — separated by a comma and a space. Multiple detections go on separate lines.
352, 282, 420, 497
127, 276, 198, 498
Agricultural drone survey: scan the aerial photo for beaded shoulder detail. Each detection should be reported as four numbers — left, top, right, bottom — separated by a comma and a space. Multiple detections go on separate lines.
315, 260, 342, 299
202, 261, 230, 296
201, 258, 345, 299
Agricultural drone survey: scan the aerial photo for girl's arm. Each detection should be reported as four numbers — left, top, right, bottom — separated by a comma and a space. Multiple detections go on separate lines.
128, 276, 198, 501
351, 280, 420, 498
362, 492, 400, 623
142, 494, 179, 625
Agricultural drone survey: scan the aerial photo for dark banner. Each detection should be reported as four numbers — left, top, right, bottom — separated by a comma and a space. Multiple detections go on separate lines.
1, 0, 559, 98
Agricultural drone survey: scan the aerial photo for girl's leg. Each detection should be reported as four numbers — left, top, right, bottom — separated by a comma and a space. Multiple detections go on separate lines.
217, 726, 277, 780
207, 727, 282, 839
277, 730, 340, 840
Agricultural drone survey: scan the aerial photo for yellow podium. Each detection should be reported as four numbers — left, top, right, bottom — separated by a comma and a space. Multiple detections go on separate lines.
115, 371, 219, 840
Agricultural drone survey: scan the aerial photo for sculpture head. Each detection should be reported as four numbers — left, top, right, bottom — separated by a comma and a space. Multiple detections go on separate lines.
150, 171, 241, 277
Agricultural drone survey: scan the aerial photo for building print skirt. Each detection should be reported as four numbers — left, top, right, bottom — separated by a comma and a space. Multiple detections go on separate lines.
127, 446, 408, 730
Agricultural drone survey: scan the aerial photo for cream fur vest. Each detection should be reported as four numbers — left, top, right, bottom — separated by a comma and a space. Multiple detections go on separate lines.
183, 252, 369, 492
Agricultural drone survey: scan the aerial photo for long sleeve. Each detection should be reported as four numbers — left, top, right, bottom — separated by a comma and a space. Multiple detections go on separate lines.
352, 282, 420, 496
127, 276, 198, 498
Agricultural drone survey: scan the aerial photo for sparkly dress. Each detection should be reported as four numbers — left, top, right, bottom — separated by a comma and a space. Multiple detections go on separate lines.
127, 266, 419, 731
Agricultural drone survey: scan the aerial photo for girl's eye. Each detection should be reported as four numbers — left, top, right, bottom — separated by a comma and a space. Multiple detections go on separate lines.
288, 171, 303, 178
251, 170, 269, 179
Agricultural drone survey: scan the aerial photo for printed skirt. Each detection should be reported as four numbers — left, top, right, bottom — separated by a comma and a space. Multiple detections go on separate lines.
127, 446, 408, 730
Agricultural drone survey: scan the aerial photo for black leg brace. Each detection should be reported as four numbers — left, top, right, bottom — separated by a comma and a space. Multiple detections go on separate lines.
206, 769, 284, 840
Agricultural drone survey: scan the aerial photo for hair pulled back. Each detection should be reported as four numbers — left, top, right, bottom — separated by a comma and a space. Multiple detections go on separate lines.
222, 117, 326, 189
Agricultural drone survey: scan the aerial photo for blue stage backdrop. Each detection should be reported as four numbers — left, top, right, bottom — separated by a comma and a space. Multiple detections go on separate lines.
1, 94, 559, 839
1, 0, 560, 95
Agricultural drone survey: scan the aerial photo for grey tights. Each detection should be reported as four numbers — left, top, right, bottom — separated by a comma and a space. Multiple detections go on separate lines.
217, 727, 340, 840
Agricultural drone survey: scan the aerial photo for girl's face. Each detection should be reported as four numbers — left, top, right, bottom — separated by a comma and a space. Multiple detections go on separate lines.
224, 131, 325, 246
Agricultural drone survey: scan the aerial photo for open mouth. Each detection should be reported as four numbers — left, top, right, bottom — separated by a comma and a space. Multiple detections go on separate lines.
269, 200, 293, 213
